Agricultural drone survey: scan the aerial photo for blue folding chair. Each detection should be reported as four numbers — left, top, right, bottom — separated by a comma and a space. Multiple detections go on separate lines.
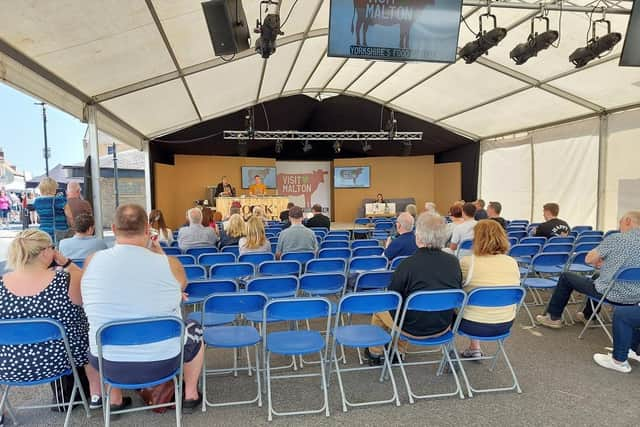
456, 287, 526, 397
281, 251, 315, 266
572, 225, 593, 233
0, 319, 90, 427
351, 239, 379, 249
604, 230, 620, 237
579, 230, 603, 237
508, 243, 542, 264
183, 279, 237, 306
509, 220, 529, 226
507, 237, 518, 247
321, 241, 350, 250
578, 267, 640, 342
300, 273, 347, 299
519, 237, 546, 246
507, 231, 527, 241
521, 252, 570, 326
318, 248, 352, 260
306, 258, 347, 274
170, 241, 180, 247
258, 260, 302, 276
311, 227, 329, 234
547, 236, 575, 244
354, 218, 371, 226
328, 231, 351, 238
185, 247, 218, 257
353, 246, 385, 257
566, 251, 595, 275
324, 235, 349, 242
349, 256, 388, 275
263, 298, 332, 421
354, 271, 394, 292
174, 254, 196, 266
96, 317, 184, 426
197, 252, 236, 268
72, 259, 85, 269
221, 245, 240, 257
184, 265, 207, 281
246, 276, 299, 301
389, 256, 409, 270
575, 236, 602, 245
330, 291, 402, 411
265, 233, 276, 239
541, 243, 573, 253
394, 290, 467, 402
210, 262, 254, 281
163, 247, 182, 256
374, 222, 394, 234
239, 252, 275, 267
201, 292, 267, 410
456, 239, 474, 258
271, 242, 278, 253
574, 242, 598, 253
268, 236, 279, 244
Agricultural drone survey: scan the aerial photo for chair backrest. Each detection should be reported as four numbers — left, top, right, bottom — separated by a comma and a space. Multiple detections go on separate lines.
318, 248, 352, 260
264, 297, 331, 323
464, 286, 525, 308
575, 236, 602, 245
354, 217, 371, 225
508, 237, 519, 247
210, 262, 255, 280
320, 240, 350, 249
506, 226, 526, 233
265, 232, 276, 239
520, 237, 546, 245
238, 252, 275, 266
337, 291, 402, 315
300, 273, 346, 295
203, 291, 267, 315
185, 247, 218, 257
184, 279, 237, 299
572, 225, 593, 233
258, 260, 302, 276
184, 265, 207, 280
174, 254, 196, 266
281, 251, 316, 265
568, 251, 590, 266
0, 318, 65, 346
530, 252, 570, 271
72, 259, 85, 269
324, 235, 349, 242
374, 221, 394, 231
508, 243, 542, 259
354, 270, 394, 291
458, 239, 473, 250
389, 256, 409, 270
349, 256, 388, 273
163, 247, 181, 255
247, 275, 299, 298
170, 241, 180, 247
221, 245, 240, 256
574, 242, 599, 252
509, 220, 529, 226
604, 230, 620, 237
612, 268, 640, 287
547, 236, 575, 244
197, 252, 236, 267
542, 243, 573, 253
353, 246, 385, 257
268, 236, 279, 244
579, 230, 603, 237
404, 289, 466, 312
507, 231, 527, 240
271, 242, 278, 253
351, 239, 379, 249
306, 258, 347, 274
328, 231, 350, 238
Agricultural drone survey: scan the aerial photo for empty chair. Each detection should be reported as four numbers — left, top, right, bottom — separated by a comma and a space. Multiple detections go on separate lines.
197, 252, 236, 268
221, 245, 240, 257
353, 246, 385, 257
185, 247, 218, 258
507, 231, 527, 241
163, 247, 182, 256
210, 262, 255, 281
246, 275, 299, 300
542, 243, 573, 253
508, 237, 519, 247
318, 248, 352, 260
572, 225, 593, 233
354, 270, 393, 291
354, 218, 371, 226
324, 235, 349, 242
566, 251, 595, 275
575, 236, 603, 245
351, 239, 380, 249
509, 220, 529, 226
580, 230, 604, 237
508, 244, 542, 264
183, 279, 237, 306
328, 231, 350, 238
374, 221, 394, 233
547, 236, 575, 244
574, 242, 599, 253
184, 265, 207, 281
239, 252, 275, 267
320, 240, 349, 250
349, 256, 388, 274
258, 260, 302, 276
521, 252, 571, 326
299, 273, 347, 297
306, 258, 347, 274
173, 254, 196, 266
389, 256, 409, 270
520, 237, 546, 246
281, 251, 316, 266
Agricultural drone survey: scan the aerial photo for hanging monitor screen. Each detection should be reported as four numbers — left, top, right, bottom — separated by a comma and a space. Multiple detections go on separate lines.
328, 0, 463, 63
620, 0, 640, 66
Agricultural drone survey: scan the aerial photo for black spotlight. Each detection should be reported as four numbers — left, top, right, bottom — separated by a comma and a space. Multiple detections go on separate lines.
333, 141, 342, 154
237, 139, 248, 157
510, 16, 559, 65
275, 139, 283, 154
301, 140, 312, 153
254, 2, 283, 59
361, 140, 372, 153
460, 12, 507, 64
569, 20, 621, 68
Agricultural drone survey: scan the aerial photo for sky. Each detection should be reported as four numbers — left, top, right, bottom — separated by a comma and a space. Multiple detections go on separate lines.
0, 82, 86, 178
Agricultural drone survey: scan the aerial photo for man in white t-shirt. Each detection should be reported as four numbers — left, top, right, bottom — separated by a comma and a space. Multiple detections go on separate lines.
449, 202, 477, 253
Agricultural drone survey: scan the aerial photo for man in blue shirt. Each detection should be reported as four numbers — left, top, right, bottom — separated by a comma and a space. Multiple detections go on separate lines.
384, 212, 418, 261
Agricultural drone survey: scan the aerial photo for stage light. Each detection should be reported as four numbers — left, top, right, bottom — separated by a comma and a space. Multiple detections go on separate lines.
237, 139, 248, 156
254, 1, 283, 59
333, 141, 342, 154
361, 140, 372, 153
301, 140, 312, 153
569, 21, 621, 68
460, 12, 507, 64
385, 110, 397, 141
275, 139, 282, 154
510, 16, 558, 65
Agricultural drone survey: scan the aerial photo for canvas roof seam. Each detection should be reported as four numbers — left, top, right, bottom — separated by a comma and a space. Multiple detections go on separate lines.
301, 46, 329, 91
341, 61, 375, 93
320, 58, 349, 92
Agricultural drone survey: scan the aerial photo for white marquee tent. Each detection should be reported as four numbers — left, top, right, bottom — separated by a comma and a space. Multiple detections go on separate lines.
0, 0, 638, 231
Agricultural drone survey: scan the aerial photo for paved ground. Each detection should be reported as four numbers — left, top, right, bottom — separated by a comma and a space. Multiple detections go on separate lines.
3, 305, 639, 427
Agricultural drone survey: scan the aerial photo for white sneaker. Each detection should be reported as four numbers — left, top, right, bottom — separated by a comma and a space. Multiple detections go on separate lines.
628, 349, 640, 363
593, 353, 631, 373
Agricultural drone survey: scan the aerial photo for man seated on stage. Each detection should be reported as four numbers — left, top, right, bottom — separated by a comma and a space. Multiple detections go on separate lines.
214, 176, 235, 197
534, 202, 570, 237
305, 204, 331, 230
280, 202, 294, 222
384, 212, 417, 261
487, 201, 507, 230
178, 208, 218, 250
536, 211, 640, 329
275, 206, 317, 259
474, 199, 488, 220
366, 213, 462, 364
249, 175, 267, 196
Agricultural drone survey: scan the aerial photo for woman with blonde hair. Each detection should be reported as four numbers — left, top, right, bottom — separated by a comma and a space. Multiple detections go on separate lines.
251, 206, 269, 224
33, 177, 69, 243
0, 229, 100, 402
458, 220, 520, 358
219, 213, 244, 248
238, 216, 271, 255
148, 209, 173, 244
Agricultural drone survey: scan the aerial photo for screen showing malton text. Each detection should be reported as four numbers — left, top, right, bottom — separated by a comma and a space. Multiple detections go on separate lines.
328, 0, 463, 63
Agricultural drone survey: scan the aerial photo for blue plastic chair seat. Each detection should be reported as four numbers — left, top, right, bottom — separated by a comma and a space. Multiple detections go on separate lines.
266, 330, 325, 355
535, 265, 565, 274
187, 311, 236, 326
519, 266, 528, 276
523, 277, 558, 288
203, 326, 261, 348
333, 325, 391, 347
398, 330, 454, 346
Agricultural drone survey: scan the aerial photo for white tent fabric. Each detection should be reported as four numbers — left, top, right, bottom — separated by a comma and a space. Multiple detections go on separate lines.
0, 0, 638, 146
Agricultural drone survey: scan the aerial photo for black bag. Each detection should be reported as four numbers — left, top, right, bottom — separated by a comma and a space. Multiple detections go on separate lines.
50, 366, 90, 412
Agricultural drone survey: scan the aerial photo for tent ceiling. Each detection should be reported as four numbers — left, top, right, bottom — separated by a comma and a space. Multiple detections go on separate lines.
0, 0, 638, 145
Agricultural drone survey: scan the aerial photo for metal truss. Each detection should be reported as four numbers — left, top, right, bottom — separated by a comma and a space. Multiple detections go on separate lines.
223, 130, 423, 141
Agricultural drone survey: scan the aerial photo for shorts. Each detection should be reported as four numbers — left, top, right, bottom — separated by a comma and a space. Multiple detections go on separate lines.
0, 209, 8, 218
459, 319, 513, 337
89, 320, 203, 385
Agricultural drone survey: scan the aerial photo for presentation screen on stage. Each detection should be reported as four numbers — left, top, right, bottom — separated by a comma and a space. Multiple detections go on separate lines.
241, 166, 276, 189
334, 166, 371, 188
328, 0, 463, 63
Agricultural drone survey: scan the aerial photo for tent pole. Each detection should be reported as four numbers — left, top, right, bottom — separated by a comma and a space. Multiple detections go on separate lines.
596, 114, 609, 230
143, 141, 152, 212
529, 138, 535, 224
86, 105, 104, 238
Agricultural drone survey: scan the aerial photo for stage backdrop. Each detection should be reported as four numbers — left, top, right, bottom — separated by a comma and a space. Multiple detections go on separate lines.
276, 161, 331, 216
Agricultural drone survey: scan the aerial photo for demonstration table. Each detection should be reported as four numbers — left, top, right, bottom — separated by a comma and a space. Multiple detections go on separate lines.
216, 196, 289, 220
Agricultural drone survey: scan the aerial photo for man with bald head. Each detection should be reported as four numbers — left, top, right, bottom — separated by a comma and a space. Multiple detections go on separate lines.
64, 179, 92, 229
177, 207, 218, 250
384, 211, 418, 261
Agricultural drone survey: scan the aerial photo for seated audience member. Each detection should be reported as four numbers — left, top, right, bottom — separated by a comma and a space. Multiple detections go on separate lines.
446, 204, 465, 243
82, 204, 204, 410
148, 209, 173, 244
178, 208, 218, 250
474, 199, 488, 220
251, 206, 269, 224
384, 212, 418, 260
448, 203, 477, 253
405, 204, 418, 219
424, 202, 437, 215
593, 305, 640, 373
0, 230, 100, 401
280, 202, 294, 222
201, 207, 220, 237
458, 220, 520, 358
487, 201, 507, 230
223, 205, 242, 228
219, 213, 245, 248
366, 213, 462, 364
305, 204, 331, 230
59, 213, 108, 260
64, 180, 92, 230
534, 203, 570, 237
238, 217, 271, 255
536, 211, 640, 329
275, 206, 317, 259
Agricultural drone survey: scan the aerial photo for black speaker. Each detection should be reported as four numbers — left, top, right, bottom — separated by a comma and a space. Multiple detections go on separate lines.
202, 0, 250, 57
620, 0, 640, 66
